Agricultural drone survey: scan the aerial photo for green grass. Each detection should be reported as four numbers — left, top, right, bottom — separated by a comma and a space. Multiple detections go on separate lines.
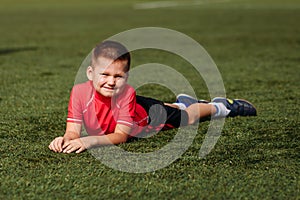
0, 0, 299, 199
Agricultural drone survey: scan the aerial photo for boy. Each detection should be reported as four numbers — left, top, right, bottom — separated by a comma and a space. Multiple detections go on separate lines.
49, 40, 256, 154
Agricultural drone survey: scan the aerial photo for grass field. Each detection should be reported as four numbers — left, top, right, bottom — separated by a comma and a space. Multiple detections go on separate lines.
0, 0, 299, 199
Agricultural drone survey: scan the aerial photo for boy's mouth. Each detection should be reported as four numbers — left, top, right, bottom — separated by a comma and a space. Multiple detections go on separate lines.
103, 86, 115, 91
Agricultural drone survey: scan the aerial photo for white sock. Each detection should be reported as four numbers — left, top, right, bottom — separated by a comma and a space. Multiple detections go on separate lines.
172, 103, 187, 110
209, 102, 231, 118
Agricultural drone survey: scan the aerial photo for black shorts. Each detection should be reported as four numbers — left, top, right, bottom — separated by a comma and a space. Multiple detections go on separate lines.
136, 95, 189, 131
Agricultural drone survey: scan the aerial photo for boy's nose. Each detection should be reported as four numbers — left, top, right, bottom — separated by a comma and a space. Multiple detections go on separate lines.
107, 76, 116, 85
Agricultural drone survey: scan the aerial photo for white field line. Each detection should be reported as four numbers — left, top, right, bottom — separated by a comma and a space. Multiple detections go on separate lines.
133, 0, 231, 10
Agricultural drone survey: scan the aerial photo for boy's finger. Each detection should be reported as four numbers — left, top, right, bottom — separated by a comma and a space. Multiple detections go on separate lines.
49, 141, 58, 152
53, 140, 60, 152
48, 143, 54, 151
58, 138, 64, 152
76, 147, 85, 154
52, 138, 63, 152
63, 144, 77, 154
62, 140, 70, 149
62, 142, 74, 153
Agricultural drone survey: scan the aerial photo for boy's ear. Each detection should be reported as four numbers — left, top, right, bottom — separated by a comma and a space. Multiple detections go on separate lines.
86, 66, 93, 80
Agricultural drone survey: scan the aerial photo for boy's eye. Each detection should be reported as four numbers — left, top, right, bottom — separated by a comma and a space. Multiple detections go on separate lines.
114, 75, 123, 79
99, 73, 125, 80
99, 73, 108, 77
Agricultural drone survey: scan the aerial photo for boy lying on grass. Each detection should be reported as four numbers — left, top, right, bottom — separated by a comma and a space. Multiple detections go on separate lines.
49, 41, 256, 153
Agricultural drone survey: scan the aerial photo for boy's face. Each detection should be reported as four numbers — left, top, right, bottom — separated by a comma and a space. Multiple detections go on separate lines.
87, 57, 128, 98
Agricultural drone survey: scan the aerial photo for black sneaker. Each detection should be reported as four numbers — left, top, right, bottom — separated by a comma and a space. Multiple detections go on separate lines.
212, 97, 257, 117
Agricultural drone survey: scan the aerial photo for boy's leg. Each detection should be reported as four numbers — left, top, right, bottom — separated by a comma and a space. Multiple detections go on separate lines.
137, 95, 190, 130
137, 95, 256, 132
185, 103, 217, 125
176, 94, 257, 120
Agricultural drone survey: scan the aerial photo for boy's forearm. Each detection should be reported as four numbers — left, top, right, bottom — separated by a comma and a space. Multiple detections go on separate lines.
83, 133, 128, 148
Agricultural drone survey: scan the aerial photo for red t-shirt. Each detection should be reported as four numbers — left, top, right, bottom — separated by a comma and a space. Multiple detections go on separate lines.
67, 81, 148, 136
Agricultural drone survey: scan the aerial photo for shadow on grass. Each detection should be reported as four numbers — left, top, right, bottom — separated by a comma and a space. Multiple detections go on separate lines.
0, 46, 38, 56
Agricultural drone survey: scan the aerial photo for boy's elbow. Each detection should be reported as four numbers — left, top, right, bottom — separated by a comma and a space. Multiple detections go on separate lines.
111, 132, 128, 144
118, 133, 128, 144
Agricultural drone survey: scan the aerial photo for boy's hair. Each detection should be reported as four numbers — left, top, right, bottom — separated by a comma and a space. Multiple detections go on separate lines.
91, 40, 131, 72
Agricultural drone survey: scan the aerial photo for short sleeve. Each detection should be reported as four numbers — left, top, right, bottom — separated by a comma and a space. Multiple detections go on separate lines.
115, 87, 136, 127
67, 86, 83, 124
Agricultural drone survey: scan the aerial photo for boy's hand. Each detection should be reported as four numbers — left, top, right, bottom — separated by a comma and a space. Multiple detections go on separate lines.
62, 138, 88, 154
48, 137, 87, 154
48, 137, 66, 153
